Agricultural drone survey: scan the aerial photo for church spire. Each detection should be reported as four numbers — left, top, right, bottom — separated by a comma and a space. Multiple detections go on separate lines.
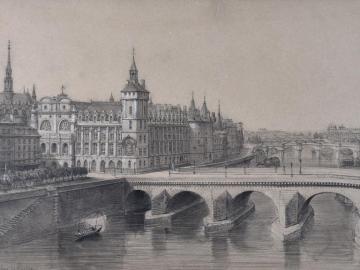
216, 100, 223, 129
129, 47, 138, 82
109, 92, 114, 102
4, 40, 13, 94
201, 95, 209, 119
32, 84, 37, 100
189, 91, 196, 110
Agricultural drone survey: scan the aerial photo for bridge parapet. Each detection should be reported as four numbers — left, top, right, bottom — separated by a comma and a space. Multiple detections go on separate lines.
125, 173, 360, 241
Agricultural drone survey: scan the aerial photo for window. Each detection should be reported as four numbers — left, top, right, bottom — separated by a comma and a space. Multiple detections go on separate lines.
129, 106, 133, 115
40, 120, 51, 131
59, 120, 71, 131
128, 160, 132, 168
108, 143, 114, 155
62, 143, 69, 155
84, 143, 89, 155
117, 144, 122, 156
143, 135, 146, 143
51, 143, 57, 153
41, 143, 46, 153
129, 120, 132, 130
92, 143, 97, 155
100, 143, 106, 155
75, 143, 81, 155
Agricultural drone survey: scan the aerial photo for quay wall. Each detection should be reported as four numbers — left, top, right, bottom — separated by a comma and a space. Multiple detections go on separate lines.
0, 178, 130, 246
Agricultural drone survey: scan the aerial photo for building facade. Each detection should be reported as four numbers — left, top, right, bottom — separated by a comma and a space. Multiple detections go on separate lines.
5, 44, 244, 173
0, 42, 40, 171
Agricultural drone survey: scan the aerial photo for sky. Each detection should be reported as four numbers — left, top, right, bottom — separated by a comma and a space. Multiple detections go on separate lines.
1, 0, 360, 131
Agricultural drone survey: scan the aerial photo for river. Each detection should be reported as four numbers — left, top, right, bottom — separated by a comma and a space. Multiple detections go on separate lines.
0, 193, 359, 270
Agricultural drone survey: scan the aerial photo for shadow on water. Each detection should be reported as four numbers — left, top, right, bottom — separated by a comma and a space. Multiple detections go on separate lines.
300, 194, 356, 265
283, 241, 301, 270
170, 201, 208, 237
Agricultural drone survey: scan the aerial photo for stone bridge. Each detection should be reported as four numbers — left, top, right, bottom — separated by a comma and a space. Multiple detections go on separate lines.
253, 142, 360, 167
125, 174, 360, 243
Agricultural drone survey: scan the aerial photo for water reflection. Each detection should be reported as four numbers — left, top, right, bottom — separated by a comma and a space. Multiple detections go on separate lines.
0, 193, 358, 269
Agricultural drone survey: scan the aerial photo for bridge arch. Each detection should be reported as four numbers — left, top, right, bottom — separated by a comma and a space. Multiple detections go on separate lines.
166, 190, 207, 214
232, 190, 279, 217
125, 189, 152, 214
301, 191, 358, 215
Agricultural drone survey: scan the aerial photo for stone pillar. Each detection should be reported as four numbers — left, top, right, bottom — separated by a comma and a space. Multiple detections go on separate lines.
151, 190, 171, 215
145, 190, 172, 226
203, 191, 255, 234
271, 191, 313, 241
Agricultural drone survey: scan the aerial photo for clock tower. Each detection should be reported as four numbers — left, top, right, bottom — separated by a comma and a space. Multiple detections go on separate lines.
120, 49, 149, 173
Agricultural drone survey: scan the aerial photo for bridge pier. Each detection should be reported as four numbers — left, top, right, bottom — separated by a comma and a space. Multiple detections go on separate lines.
144, 190, 205, 227
203, 191, 255, 233
271, 191, 314, 241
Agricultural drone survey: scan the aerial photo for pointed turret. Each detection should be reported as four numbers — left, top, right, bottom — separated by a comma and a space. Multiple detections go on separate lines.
109, 92, 114, 102
32, 84, 37, 100
129, 47, 138, 82
200, 96, 208, 117
216, 100, 223, 129
4, 41, 13, 95
189, 92, 196, 111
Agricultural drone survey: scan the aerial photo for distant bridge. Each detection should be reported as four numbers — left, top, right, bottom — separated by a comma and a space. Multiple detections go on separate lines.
252, 141, 360, 168
124, 172, 360, 243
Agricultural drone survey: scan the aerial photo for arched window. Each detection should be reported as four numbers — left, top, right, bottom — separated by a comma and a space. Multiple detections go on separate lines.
84, 160, 88, 168
128, 160, 132, 168
100, 160, 106, 172
117, 160, 122, 169
41, 143, 46, 153
91, 160, 96, 172
109, 160, 115, 169
63, 162, 68, 168
51, 143, 57, 154
76, 160, 81, 167
62, 143, 69, 155
40, 120, 51, 131
59, 120, 71, 131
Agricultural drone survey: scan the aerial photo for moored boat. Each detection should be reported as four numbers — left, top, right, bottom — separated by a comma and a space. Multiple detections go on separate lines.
75, 224, 102, 241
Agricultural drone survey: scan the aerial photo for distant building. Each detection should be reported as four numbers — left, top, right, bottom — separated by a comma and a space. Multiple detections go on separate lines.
0, 41, 40, 171
0, 121, 41, 171
325, 124, 360, 144
0, 41, 37, 125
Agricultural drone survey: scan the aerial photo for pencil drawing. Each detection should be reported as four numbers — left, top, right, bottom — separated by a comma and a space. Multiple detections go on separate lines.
0, 0, 360, 269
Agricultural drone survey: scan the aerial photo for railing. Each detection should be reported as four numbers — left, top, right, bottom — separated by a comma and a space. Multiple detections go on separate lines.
129, 179, 360, 189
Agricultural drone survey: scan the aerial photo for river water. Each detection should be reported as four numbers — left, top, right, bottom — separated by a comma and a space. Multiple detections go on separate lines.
0, 193, 359, 270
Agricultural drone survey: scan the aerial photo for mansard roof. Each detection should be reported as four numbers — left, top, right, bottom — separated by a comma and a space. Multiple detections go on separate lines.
73, 101, 122, 113
121, 81, 149, 93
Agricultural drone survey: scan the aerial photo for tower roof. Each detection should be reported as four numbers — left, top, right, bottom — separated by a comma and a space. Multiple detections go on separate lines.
4, 40, 13, 94
130, 47, 137, 71
189, 92, 196, 110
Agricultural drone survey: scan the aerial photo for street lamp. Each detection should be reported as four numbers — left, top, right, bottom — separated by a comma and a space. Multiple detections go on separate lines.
297, 142, 303, 175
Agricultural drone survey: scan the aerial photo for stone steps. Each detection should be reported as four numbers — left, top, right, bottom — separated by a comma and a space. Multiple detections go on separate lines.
0, 198, 43, 237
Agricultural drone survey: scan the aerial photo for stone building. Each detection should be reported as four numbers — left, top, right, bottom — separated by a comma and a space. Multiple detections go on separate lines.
0, 121, 41, 171
30, 50, 244, 173
0, 41, 40, 171
0, 41, 37, 125
37, 89, 76, 168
